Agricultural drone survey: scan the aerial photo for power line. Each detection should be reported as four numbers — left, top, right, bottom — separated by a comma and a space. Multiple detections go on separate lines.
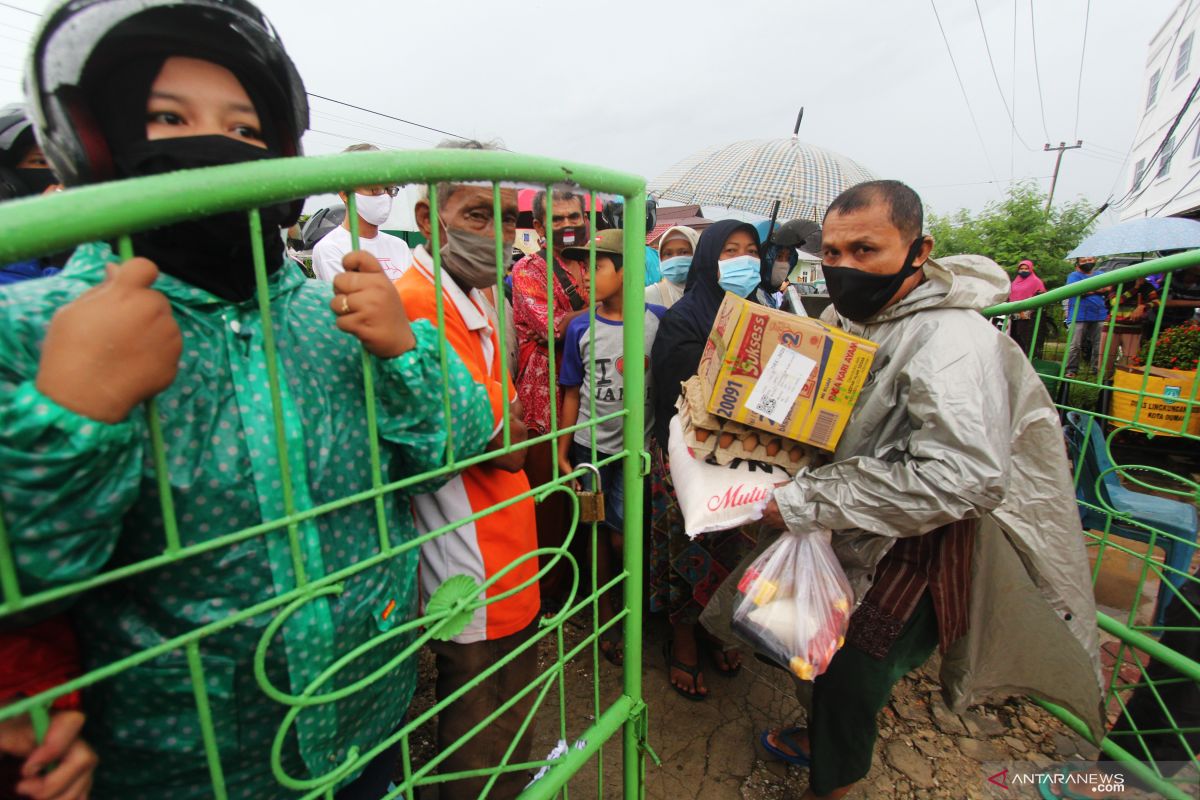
310, 108, 437, 146
1103, 0, 1196, 200
1027, 0, 1052, 142
1113, 74, 1200, 210
0, 19, 34, 35
1076, 147, 1129, 165
920, 175, 1052, 189
929, 0, 1000, 186
1010, 0, 1017, 179
1073, 0, 1091, 141
306, 92, 477, 145
306, 128, 394, 151
0, 0, 487, 148
1086, 141, 1129, 157
973, 0, 1037, 152
1151, 164, 1200, 215
0, 2, 38, 16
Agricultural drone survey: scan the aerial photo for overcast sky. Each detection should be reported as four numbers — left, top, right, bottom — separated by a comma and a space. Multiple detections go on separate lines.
0, 0, 1181, 220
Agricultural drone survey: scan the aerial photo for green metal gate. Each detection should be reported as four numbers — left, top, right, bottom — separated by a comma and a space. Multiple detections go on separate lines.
984, 251, 1200, 799
0, 149, 650, 799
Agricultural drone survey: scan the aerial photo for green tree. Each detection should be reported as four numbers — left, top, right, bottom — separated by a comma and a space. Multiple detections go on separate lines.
927, 181, 1096, 289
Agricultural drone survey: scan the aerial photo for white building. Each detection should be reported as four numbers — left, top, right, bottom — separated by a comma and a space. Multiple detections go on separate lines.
1121, 0, 1200, 220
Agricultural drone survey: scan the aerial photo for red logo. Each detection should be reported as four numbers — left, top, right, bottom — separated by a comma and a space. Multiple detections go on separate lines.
706, 483, 770, 512
987, 769, 1009, 789
732, 313, 769, 378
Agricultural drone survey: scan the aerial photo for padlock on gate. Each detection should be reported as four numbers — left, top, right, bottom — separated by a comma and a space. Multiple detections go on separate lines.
574, 463, 605, 524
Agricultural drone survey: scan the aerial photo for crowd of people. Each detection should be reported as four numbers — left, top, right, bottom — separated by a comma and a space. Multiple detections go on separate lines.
1004, 254, 1200, 377
0, 1, 1189, 800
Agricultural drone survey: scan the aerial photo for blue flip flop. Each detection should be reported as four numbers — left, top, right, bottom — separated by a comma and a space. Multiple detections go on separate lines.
759, 726, 811, 767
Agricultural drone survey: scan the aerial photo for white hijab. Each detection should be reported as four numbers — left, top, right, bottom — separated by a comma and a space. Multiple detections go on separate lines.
648, 225, 702, 308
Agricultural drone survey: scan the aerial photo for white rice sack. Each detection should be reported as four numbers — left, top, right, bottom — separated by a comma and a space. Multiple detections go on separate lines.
666, 414, 785, 538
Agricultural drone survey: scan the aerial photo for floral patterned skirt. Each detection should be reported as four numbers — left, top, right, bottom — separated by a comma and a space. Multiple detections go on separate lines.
647, 442, 757, 625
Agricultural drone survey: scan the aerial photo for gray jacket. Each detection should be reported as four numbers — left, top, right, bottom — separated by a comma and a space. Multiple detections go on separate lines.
769, 254, 1104, 738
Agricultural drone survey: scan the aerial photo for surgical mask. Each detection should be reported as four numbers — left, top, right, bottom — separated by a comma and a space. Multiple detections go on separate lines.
439, 224, 513, 289
354, 192, 393, 226
822, 238, 926, 322
717, 254, 762, 298
1017, 270, 1031, 278
660, 255, 692, 284
554, 224, 589, 249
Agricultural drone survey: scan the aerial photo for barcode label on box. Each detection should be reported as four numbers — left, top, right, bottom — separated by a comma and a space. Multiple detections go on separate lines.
745, 346, 816, 425
809, 409, 839, 448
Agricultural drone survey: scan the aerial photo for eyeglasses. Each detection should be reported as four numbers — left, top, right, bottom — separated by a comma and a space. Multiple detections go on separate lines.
358, 186, 401, 198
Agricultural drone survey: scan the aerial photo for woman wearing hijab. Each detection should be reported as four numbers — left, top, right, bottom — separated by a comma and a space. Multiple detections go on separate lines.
646, 224, 701, 309
1008, 258, 1047, 356
648, 219, 762, 700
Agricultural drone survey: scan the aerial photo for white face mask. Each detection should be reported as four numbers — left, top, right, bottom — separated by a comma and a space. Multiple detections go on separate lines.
354, 192, 393, 226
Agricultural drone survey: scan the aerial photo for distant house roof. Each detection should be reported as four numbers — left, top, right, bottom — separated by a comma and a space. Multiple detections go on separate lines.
646, 205, 710, 245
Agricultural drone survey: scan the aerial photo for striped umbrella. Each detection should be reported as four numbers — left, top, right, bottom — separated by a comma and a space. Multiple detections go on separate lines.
649, 137, 878, 223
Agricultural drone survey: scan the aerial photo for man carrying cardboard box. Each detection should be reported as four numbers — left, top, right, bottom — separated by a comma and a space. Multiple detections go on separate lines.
751, 180, 1103, 799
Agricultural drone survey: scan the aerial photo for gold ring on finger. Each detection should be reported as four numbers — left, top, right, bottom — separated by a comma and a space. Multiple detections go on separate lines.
340, 295, 350, 314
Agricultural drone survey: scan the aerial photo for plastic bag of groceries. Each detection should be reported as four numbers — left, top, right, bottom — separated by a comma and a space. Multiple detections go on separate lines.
730, 524, 854, 680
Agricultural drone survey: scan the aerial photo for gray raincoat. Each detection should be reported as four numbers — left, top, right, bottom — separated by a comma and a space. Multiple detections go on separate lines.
704, 254, 1104, 740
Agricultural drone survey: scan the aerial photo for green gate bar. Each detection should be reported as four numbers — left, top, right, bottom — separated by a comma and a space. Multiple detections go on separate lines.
0, 148, 648, 800
985, 249, 1200, 800
5, 147, 1197, 799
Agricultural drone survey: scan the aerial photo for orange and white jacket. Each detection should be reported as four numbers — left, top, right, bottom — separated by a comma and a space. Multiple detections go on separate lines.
395, 247, 539, 643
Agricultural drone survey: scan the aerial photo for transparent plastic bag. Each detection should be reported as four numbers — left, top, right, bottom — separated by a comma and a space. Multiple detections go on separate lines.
730, 525, 854, 680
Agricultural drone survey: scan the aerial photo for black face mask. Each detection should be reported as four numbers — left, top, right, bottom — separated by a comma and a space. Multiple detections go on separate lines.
821, 237, 926, 323
554, 224, 589, 249
14, 168, 58, 197
113, 135, 296, 303
1078, 263, 1094, 274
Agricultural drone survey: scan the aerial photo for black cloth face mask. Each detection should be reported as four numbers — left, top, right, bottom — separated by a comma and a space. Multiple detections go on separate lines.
554, 224, 589, 249
822, 237, 926, 322
113, 135, 293, 302
14, 168, 58, 197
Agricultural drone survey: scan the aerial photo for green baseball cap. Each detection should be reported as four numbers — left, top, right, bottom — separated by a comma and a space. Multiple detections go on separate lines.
562, 228, 624, 261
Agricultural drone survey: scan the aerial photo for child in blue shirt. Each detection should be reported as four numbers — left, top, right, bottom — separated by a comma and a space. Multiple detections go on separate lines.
556, 229, 663, 665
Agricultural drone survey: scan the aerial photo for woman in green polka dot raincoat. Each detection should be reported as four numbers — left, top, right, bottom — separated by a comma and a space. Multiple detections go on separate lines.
0, 1, 495, 798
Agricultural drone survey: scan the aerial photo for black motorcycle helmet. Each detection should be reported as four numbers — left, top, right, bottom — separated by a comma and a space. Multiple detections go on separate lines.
25, 0, 309, 189
0, 103, 43, 200
598, 194, 657, 232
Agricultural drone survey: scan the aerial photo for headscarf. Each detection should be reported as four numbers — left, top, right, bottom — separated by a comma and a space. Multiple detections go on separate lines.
650, 219, 760, 444
1009, 259, 1046, 302
656, 225, 701, 260
651, 225, 701, 304
83, 54, 292, 302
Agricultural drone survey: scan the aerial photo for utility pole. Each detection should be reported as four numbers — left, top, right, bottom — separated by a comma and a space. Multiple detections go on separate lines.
1044, 140, 1083, 214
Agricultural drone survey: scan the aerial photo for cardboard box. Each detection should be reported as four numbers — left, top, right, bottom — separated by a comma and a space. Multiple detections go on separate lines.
697, 292, 877, 451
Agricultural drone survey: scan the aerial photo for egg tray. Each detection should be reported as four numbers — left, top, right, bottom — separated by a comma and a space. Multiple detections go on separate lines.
677, 377, 819, 474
